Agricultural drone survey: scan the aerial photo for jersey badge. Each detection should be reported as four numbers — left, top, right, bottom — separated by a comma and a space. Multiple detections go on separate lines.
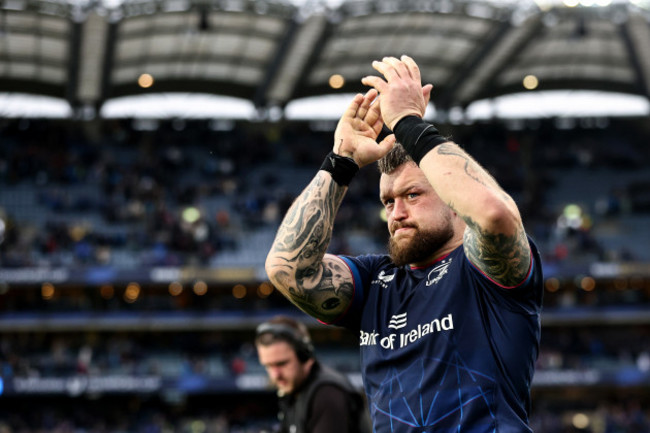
426, 257, 452, 286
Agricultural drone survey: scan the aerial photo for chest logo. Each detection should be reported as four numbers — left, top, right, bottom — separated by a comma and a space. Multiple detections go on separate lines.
372, 270, 395, 288
360, 312, 454, 349
426, 257, 452, 286
388, 312, 407, 330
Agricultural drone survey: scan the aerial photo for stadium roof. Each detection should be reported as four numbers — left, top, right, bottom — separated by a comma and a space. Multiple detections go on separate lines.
1, 0, 650, 117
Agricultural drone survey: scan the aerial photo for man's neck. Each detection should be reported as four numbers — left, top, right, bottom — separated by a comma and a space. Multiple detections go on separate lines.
409, 238, 463, 269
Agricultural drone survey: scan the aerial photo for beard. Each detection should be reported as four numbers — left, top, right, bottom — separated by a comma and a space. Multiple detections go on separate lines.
388, 223, 454, 267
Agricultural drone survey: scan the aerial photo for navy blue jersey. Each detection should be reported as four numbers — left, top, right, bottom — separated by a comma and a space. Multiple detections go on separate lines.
336, 240, 543, 433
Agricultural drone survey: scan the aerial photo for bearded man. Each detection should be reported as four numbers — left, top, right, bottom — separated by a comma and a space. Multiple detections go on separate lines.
265, 56, 543, 433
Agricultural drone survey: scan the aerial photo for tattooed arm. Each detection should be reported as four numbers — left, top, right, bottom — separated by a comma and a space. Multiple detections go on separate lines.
362, 55, 530, 287
420, 142, 531, 287
266, 90, 395, 322
265, 172, 355, 323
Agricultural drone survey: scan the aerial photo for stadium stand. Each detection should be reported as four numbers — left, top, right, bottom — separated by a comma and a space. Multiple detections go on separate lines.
2, 0, 650, 430
1, 116, 650, 432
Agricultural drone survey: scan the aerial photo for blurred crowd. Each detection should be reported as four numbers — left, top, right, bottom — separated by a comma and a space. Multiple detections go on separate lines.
1, 326, 649, 380
0, 325, 649, 433
1, 117, 650, 270
0, 327, 648, 433
1, 116, 650, 432
0, 118, 385, 269
0, 394, 277, 433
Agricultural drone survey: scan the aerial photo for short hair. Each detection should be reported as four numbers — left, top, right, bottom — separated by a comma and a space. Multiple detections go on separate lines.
377, 143, 414, 175
255, 316, 314, 362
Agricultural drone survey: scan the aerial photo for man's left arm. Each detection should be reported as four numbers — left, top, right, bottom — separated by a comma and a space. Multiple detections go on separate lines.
362, 55, 531, 287
420, 140, 531, 287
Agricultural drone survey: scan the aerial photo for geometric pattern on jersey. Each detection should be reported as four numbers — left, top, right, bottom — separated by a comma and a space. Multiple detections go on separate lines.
340, 240, 543, 433
370, 333, 497, 432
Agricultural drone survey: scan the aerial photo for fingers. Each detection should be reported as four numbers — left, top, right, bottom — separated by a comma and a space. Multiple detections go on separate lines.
370, 58, 402, 82
400, 55, 421, 84
361, 75, 386, 93
363, 56, 413, 93
369, 56, 415, 81
361, 55, 430, 126
382, 56, 412, 80
370, 115, 384, 138
356, 89, 378, 120
364, 93, 381, 125
343, 93, 365, 119
363, 55, 425, 92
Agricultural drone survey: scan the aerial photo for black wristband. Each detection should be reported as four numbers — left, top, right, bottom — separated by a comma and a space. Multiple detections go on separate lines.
376, 124, 393, 143
320, 151, 359, 186
393, 116, 448, 165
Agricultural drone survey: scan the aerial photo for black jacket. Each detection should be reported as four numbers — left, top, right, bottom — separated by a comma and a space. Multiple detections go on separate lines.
278, 362, 371, 433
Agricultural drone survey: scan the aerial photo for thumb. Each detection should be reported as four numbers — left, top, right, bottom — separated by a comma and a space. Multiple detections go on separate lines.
377, 134, 397, 154
422, 84, 433, 106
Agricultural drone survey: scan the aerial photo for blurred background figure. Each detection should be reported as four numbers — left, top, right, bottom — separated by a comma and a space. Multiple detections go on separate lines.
255, 316, 371, 433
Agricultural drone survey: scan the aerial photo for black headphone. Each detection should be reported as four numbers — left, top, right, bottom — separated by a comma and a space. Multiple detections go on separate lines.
255, 321, 315, 363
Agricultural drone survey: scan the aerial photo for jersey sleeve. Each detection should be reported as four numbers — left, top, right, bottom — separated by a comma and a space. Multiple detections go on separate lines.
466, 237, 544, 315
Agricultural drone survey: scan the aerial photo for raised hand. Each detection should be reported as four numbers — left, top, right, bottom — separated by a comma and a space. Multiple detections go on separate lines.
361, 55, 433, 130
333, 89, 396, 168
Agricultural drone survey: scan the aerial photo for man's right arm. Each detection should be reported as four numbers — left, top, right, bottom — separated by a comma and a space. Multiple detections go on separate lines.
266, 90, 394, 323
265, 170, 355, 324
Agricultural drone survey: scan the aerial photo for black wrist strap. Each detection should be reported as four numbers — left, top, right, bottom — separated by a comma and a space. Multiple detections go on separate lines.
394, 116, 448, 165
320, 151, 359, 186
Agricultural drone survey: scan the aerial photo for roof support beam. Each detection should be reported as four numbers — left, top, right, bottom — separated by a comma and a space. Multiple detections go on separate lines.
454, 14, 544, 107
252, 17, 299, 109
99, 19, 119, 109
65, 19, 82, 108
76, 12, 110, 112
265, 14, 331, 107
436, 19, 512, 110
619, 15, 650, 100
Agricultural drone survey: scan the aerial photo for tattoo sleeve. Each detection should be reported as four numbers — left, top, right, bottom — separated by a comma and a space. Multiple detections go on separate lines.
266, 172, 355, 323
463, 220, 531, 287
436, 143, 509, 201
435, 143, 531, 287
